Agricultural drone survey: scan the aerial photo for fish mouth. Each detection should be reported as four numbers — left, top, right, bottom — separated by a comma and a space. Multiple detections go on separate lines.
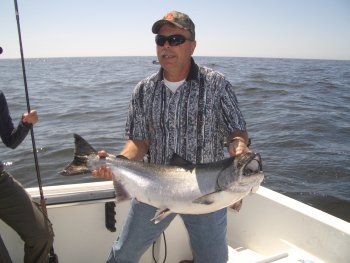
241, 153, 263, 177
237, 153, 264, 192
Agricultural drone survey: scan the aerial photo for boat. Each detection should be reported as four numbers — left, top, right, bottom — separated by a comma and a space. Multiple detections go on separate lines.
0, 181, 349, 263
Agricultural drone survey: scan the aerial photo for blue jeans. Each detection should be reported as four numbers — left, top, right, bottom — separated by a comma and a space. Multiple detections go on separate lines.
106, 199, 228, 263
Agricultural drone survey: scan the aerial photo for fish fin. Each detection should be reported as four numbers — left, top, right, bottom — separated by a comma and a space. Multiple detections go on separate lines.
59, 134, 98, 176
59, 156, 91, 176
151, 208, 172, 224
113, 181, 132, 202
73, 133, 97, 156
168, 154, 195, 170
192, 192, 219, 205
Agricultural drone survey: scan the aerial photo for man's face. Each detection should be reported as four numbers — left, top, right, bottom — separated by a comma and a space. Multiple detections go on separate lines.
156, 24, 196, 78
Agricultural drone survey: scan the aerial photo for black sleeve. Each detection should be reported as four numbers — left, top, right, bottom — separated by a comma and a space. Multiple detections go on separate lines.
0, 91, 31, 149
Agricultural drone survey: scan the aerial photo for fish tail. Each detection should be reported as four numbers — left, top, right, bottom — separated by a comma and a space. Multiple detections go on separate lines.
59, 134, 97, 176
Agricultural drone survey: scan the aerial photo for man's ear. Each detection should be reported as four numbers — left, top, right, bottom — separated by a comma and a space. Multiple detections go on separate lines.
190, 41, 197, 55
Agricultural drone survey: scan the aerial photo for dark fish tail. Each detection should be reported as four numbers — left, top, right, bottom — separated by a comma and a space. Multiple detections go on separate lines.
59, 134, 97, 176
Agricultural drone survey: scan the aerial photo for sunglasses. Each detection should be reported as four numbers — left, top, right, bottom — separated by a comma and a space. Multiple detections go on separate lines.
155, 34, 193, 46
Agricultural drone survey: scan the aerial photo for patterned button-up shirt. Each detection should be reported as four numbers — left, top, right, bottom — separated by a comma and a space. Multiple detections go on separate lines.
126, 58, 246, 165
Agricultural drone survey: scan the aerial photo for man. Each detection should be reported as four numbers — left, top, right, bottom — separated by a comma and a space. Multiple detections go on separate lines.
93, 11, 249, 263
0, 90, 54, 263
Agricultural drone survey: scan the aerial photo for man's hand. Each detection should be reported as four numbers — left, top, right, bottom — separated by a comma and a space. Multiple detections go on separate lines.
228, 138, 250, 157
91, 150, 114, 180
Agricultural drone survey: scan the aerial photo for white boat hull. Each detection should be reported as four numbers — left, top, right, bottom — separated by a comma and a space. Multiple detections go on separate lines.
1, 182, 349, 263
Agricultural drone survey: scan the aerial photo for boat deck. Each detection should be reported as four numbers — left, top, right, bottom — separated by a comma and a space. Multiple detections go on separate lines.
0, 182, 348, 262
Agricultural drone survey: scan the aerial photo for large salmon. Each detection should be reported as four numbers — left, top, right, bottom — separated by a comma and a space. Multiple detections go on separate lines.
61, 134, 264, 223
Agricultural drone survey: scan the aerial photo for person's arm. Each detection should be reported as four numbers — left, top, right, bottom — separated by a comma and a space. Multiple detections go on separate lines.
92, 139, 149, 180
119, 139, 150, 161
4, 110, 38, 149
93, 79, 149, 179
0, 91, 38, 149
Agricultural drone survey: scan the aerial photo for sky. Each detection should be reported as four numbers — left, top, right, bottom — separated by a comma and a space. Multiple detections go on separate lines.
1, 0, 349, 60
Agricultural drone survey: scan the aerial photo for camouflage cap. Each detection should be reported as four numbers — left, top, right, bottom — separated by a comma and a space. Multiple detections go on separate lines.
152, 11, 195, 40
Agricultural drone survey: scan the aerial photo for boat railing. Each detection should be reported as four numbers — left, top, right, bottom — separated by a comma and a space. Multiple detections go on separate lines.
25, 181, 116, 206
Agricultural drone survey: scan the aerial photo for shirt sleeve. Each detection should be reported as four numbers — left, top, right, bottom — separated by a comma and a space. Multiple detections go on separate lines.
125, 82, 148, 141
219, 81, 247, 134
0, 91, 31, 149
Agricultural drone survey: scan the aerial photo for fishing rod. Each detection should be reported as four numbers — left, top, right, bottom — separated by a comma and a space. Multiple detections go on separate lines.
13, 1, 58, 262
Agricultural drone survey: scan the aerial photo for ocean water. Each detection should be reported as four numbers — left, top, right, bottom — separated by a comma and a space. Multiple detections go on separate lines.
0, 56, 349, 222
